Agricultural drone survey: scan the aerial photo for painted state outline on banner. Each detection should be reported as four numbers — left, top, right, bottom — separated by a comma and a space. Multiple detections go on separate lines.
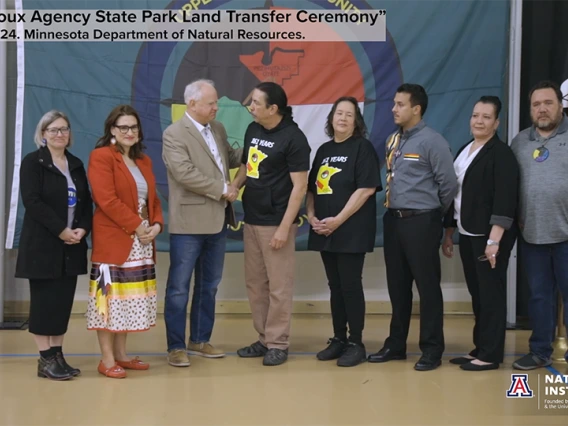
131, 0, 402, 248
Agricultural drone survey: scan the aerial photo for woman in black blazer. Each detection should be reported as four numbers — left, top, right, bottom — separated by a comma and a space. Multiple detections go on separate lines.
15, 110, 92, 380
442, 96, 519, 371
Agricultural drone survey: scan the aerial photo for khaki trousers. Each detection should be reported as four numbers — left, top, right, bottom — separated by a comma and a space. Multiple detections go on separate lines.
243, 224, 297, 350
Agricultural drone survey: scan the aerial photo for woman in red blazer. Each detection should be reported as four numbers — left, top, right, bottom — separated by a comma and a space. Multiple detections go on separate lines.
87, 105, 164, 379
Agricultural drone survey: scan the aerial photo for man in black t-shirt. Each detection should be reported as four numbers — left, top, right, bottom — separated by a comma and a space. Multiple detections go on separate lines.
231, 82, 311, 366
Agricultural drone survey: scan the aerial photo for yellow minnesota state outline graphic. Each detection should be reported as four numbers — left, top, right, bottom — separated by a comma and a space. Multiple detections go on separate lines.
246, 145, 268, 179
316, 163, 342, 195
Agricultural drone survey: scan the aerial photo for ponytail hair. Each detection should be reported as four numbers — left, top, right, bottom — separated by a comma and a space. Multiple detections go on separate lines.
255, 82, 293, 118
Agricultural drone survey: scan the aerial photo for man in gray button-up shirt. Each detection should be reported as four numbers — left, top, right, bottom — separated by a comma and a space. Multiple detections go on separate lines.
368, 83, 457, 371
386, 120, 457, 212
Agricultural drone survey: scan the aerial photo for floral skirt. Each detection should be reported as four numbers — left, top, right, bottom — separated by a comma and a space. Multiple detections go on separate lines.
86, 218, 157, 332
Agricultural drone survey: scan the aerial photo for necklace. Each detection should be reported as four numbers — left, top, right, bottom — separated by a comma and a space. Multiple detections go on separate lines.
533, 138, 551, 163
394, 134, 408, 158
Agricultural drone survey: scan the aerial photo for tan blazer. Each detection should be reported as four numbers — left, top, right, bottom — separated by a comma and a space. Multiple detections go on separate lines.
162, 114, 242, 234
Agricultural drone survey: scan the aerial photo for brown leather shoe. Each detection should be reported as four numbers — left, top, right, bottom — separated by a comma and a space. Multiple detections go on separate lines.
167, 349, 191, 367
98, 361, 127, 378
187, 342, 226, 358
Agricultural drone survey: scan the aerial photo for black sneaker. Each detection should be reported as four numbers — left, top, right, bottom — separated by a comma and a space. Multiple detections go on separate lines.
512, 353, 552, 370
237, 341, 268, 358
337, 342, 367, 367
263, 348, 288, 366
317, 337, 347, 361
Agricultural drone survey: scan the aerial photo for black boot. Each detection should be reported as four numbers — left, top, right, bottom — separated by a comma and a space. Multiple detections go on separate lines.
37, 356, 73, 380
56, 351, 81, 377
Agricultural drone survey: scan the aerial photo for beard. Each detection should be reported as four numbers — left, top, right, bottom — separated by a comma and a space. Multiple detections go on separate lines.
533, 111, 562, 132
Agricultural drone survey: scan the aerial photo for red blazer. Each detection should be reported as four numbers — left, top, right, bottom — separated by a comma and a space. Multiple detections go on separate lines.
88, 146, 164, 265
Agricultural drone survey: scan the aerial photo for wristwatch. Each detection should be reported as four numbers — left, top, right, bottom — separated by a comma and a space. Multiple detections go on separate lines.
487, 239, 499, 246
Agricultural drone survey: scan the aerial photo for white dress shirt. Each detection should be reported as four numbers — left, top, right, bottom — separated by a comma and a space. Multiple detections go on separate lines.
453, 141, 484, 236
185, 112, 228, 196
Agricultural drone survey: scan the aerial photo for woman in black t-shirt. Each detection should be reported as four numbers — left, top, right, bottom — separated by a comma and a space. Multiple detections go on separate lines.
306, 97, 382, 367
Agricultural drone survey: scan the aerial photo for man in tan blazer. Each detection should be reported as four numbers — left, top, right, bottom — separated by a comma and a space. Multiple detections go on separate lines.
162, 79, 242, 367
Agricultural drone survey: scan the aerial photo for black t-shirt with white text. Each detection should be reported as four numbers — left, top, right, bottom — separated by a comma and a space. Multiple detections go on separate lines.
241, 116, 311, 226
307, 136, 382, 253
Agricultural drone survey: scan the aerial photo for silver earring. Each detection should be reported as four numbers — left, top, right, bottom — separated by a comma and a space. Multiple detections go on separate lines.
41, 138, 47, 146
111, 137, 116, 145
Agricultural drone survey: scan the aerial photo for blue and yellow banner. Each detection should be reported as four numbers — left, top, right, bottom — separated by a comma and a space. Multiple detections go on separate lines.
6, 0, 509, 251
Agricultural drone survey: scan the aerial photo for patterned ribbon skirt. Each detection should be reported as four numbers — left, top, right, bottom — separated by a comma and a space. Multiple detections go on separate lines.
86, 199, 157, 332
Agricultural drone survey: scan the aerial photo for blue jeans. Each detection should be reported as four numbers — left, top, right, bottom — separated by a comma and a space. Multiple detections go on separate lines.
520, 238, 568, 360
164, 227, 227, 351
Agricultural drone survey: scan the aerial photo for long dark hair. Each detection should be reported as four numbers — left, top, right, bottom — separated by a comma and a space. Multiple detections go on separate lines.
325, 96, 367, 138
255, 82, 293, 118
96, 105, 145, 159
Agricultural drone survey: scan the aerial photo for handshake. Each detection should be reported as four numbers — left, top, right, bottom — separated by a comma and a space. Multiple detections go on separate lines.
222, 183, 239, 203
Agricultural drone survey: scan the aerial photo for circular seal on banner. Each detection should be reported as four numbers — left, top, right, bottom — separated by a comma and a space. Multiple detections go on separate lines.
131, 0, 403, 245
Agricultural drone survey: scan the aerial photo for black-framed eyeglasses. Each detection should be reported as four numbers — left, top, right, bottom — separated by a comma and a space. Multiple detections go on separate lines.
45, 126, 70, 136
114, 125, 140, 134
478, 252, 500, 262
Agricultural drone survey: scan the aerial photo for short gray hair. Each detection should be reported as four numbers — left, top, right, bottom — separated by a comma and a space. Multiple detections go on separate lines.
184, 79, 215, 104
34, 110, 73, 148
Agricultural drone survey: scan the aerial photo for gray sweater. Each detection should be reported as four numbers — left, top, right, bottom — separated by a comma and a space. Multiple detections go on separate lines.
511, 116, 568, 244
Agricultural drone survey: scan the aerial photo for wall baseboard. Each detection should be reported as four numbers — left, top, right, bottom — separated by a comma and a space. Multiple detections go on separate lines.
4, 300, 473, 316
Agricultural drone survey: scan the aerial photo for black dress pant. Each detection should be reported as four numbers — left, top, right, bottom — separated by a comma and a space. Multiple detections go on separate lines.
320, 252, 366, 344
458, 230, 516, 363
383, 210, 444, 358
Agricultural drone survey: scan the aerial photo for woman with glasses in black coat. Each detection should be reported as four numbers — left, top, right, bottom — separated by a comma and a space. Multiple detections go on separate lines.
16, 110, 92, 380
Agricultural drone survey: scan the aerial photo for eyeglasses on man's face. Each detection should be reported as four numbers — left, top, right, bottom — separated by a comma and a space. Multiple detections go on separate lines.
45, 127, 70, 136
114, 125, 140, 134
